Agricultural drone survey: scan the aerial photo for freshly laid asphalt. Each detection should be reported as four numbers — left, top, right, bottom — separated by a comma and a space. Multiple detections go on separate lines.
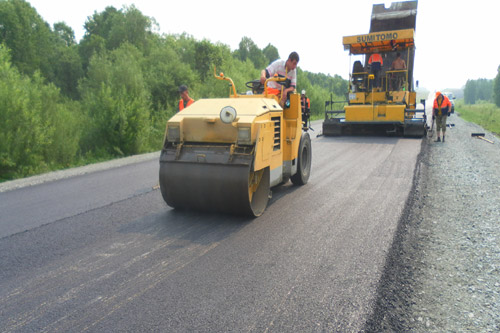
0, 121, 423, 332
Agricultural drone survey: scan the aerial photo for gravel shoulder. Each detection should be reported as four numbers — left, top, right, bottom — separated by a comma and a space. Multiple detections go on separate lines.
366, 113, 500, 331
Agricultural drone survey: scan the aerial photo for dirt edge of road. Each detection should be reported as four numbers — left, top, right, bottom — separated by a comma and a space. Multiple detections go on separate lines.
364, 137, 428, 332
365, 114, 500, 332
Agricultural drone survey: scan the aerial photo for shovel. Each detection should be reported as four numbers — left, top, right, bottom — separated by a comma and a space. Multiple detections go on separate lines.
428, 117, 434, 138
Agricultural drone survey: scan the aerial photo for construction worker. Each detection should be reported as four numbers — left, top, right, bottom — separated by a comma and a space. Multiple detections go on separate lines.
260, 52, 299, 107
301, 90, 310, 128
433, 91, 452, 142
390, 52, 406, 90
178, 85, 194, 112
368, 51, 383, 88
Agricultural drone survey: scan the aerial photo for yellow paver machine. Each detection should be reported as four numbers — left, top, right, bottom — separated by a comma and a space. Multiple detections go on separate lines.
159, 71, 312, 217
323, 0, 427, 137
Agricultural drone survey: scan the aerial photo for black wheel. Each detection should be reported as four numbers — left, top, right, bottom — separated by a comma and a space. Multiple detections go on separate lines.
245, 80, 264, 94
291, 132, 312, 185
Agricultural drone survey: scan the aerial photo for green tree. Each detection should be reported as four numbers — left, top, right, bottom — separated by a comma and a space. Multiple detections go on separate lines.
464, 79, 477, 104
0, 0, 55, 78
167, 33, 197, 66
53, 22, 76, 47
464, 78, 493, 104
0, 44, 80, 180
51, 44, 83, 99
106, 5, 155, 52
263, 43, 280, 65
81, 6, 120, 46
50, 22, 83, 99
194, 39, 224, 81
79, 5, 155, 70
235, 37, 267, 69
494, 65, 500, 107
476, 78, 493, 102
296, 69, 347, 118
80, 5, 154, 52
142, 38, 197, 125
79, 43, 151, 157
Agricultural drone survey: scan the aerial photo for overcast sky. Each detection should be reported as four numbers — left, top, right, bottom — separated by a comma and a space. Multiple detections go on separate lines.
28, 0, 499, 91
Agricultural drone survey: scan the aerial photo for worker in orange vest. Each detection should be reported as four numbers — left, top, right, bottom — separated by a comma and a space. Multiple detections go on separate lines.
432, 91, 452, 142
178, 85, 194, 112
368, 51, 383, 88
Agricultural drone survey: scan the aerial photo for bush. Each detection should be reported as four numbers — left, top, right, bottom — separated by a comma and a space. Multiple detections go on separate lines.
79, 44, 151, 158
0, 45, 80, 180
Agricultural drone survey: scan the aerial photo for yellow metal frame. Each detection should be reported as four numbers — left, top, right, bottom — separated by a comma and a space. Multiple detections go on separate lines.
343, 29, 415, 54
167, 68, 302, 174
341, 28, 417, 124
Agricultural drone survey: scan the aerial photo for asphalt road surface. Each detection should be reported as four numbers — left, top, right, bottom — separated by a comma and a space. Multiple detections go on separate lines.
0, 123, 423, 332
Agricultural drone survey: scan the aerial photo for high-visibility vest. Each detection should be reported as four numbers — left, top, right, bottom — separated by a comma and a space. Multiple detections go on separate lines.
301, 97, 310, 110
433, 94, 451, 116
178, 98, 194, 112
266, 87, 281, 96
368, 53, 383, 65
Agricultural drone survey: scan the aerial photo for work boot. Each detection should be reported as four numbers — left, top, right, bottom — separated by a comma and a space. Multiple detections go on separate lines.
435, 137, 441, 142
442, 136, 445, 142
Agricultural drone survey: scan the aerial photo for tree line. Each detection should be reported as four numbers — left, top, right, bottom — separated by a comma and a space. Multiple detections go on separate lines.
464, 66, 500, 107
0, 0, 347, 181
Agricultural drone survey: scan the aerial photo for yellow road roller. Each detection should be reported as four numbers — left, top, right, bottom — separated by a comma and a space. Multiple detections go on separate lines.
159, 70, 312, 217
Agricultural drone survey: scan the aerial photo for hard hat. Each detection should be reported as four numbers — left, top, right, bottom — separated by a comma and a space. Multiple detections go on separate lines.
301, 90, 306, 95
436, 91, 441, 96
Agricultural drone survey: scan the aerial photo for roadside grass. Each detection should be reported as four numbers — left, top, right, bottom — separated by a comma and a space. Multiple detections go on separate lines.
456, 100, 500, 136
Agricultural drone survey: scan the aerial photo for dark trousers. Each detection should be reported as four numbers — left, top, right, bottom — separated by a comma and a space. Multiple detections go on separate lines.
371, 62, 382, 88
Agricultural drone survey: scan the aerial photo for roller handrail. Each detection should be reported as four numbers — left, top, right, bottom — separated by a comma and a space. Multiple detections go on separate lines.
213, 66, 237, 97
264, 75, 289, 98
213, 67, 291, 99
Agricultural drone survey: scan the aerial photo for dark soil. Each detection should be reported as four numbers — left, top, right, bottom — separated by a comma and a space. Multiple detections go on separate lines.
365, 114, 500, 332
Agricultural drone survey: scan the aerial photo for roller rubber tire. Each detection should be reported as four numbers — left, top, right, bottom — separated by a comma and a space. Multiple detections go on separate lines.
291, 132, 312, 186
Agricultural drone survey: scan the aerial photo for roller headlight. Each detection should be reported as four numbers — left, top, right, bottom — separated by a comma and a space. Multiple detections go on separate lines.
220, 106, 237, 124
167, 125, 180, 142
238, 127, 251, 145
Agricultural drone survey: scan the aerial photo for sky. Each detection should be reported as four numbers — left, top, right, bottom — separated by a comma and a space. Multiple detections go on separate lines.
27, 0, 499, 91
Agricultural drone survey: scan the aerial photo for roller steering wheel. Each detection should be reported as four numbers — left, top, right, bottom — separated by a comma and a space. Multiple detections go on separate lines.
246, 80, 263, 89
246, 80, 264, 94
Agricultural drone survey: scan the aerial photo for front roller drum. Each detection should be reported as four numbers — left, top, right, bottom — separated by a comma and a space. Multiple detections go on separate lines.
159, 161, 270, 217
